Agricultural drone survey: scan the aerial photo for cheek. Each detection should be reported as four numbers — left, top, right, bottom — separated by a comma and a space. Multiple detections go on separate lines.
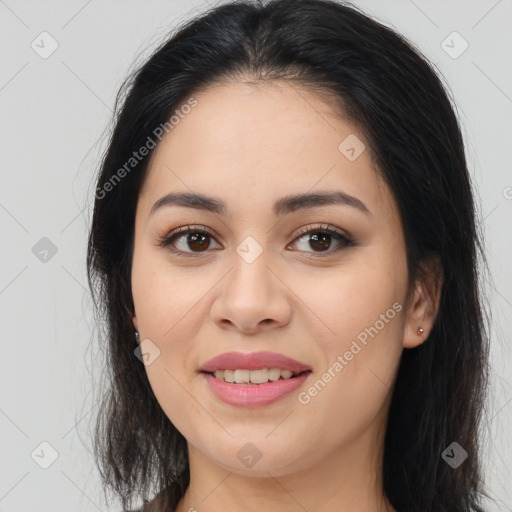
293, 258, 405, 407
144, 360, 213, 444
133, 262, 206, 431
293, 257, 405, 345
131, 246, 206, 345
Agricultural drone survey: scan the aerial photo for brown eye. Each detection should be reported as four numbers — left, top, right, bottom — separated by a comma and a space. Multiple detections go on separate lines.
158, 226, 221, 256
310, 232, 332, 251
181, 232, 211, 252
290, 224, 353, 256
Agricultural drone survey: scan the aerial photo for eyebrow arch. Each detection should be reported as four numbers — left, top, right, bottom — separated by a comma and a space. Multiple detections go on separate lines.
149, 190, 371, 217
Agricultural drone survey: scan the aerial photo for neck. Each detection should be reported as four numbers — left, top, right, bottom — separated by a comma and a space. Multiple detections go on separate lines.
174, 416, 395, 512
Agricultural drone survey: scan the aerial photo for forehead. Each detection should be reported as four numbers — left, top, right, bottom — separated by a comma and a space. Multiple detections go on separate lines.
138, 80, 397, 225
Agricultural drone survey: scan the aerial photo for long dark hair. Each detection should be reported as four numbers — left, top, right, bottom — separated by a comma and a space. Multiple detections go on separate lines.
86, 1, 492, 510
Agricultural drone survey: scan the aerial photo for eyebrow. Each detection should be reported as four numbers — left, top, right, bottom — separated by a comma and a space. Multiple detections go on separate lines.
149, 190, 371, 217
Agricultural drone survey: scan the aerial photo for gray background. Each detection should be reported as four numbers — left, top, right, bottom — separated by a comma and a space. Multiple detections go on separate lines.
0, 0, 511, 510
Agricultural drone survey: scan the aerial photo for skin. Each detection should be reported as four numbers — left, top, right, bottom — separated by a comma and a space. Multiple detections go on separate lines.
131, 80, 442, 512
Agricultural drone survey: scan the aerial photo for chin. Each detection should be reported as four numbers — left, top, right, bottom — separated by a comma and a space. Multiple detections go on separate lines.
207, 438, 308, 477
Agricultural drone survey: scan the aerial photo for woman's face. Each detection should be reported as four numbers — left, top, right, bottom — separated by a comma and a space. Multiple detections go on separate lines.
131, 80, 420, 478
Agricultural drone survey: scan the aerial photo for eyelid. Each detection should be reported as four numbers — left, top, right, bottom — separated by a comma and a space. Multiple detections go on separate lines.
293, 222, 350, 240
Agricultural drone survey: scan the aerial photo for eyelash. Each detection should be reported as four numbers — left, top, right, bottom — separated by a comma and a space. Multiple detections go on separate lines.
156, 223, 354, 258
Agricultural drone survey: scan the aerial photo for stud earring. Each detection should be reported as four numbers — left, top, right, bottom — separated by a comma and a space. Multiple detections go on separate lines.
417, 327, 424, 335
134, 330, 140, 343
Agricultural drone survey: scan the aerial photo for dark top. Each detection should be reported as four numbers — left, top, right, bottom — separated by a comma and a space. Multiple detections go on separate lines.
123, 499, 150, 512
122, 501, 146, 512
123, 492, 173, 512
123, 498, 154, 512
121, 483, 183, 511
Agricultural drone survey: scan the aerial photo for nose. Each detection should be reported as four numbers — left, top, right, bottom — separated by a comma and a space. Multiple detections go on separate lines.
210, 250, 292, 334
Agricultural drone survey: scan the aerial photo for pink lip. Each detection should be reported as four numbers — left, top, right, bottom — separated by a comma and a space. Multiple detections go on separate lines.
199, 350, 312, 373
202, 372, 311, 408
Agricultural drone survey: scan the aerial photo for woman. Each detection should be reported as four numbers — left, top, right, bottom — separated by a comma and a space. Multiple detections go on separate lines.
87, 0, 491, 510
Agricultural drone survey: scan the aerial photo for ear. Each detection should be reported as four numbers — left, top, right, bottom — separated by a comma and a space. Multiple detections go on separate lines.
132, 313, 140, 344
403, 254, 443, 349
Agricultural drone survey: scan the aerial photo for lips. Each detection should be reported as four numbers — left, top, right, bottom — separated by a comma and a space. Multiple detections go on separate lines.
202, 371, 311, 407
199, 350, 312, 373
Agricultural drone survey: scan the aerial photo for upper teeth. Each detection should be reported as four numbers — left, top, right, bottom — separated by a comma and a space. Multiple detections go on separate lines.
213, 368, 298, 384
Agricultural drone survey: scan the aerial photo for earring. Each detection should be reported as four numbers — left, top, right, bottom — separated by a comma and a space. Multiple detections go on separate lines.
134, 330, 140, 343
417, 327, 424, 335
